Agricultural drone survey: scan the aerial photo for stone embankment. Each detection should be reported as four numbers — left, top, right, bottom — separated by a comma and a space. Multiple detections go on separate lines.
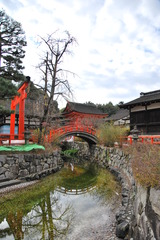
65, 142, 160, 240
0, 150, 63, 182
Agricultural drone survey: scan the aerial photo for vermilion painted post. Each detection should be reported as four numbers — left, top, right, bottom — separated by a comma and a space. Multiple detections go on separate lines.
129, 137, 132, 145
19, 92, 25, 140
10, 77, 30, 143
10, 101, 16, 140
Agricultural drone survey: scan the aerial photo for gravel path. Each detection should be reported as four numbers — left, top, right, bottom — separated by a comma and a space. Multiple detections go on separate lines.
0, 180, 38, 196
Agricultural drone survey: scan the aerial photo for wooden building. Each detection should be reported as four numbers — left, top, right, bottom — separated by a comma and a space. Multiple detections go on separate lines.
62, 102, 108, 127
120, 90, 160, 134
106, 108, 129, 126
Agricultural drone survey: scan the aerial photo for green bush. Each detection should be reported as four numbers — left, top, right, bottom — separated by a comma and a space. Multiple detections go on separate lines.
97, 123, 128, 147
62, 149, 78, 157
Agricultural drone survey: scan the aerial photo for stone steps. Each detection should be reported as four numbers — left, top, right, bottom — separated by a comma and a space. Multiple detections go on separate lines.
0, 177, 11, 183
0, 179, 23, 189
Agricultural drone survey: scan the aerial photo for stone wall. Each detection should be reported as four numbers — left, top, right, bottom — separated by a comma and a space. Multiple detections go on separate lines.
65, 142, 160, 240
0, 150, 63, 181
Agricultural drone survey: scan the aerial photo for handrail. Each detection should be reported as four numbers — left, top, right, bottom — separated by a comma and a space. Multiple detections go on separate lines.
120, 135, 160, 145
47, 125, 96, 143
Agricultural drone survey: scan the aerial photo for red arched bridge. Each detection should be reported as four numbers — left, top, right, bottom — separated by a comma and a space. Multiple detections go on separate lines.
32, 125, 98, 145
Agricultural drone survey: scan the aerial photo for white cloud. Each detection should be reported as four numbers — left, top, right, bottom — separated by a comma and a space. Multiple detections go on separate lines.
1, 0, 160, 108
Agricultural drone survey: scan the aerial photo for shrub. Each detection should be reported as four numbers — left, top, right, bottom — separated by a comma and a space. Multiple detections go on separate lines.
124, 143, 160, 188
31, 128, 61, 153
62, 149, 78, 157
97, 123, 128, 147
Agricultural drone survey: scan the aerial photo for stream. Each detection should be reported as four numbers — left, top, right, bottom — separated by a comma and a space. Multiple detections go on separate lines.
0, 163, 121, 240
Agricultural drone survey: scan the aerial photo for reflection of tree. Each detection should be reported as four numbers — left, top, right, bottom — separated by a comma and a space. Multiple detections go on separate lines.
0, 190, 73, 240
89, 168, 121, 205
22, 191, 73, 239
7, 211, 24, 240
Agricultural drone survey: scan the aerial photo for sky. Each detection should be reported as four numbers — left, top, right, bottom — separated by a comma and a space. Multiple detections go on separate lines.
1, 0, 160, 109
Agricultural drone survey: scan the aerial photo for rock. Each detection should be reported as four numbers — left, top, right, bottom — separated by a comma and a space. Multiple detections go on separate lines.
150, 188, 160, 216
5, 171, 15, 179
0, 167, 6, 175
138, 202, 143, 215
116, 221, 129, 238
30, 165, 36, 174
0, 156, 6, 164
37, 165, 43, 172
24, 155, 34, 162
9, 165, 19, 175
19, 162, 30, 169
19, 169, 29, 177
43, 163, 49, 169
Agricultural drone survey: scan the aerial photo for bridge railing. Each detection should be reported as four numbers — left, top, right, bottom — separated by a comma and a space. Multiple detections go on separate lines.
56, 185, 96, 195
48, 125, 96, 143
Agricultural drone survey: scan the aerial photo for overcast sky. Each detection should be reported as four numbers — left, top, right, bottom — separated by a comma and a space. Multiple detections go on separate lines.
1, 0, 160, 108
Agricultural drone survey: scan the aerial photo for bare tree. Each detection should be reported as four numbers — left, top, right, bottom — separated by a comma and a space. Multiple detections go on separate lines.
35, 31, 77, 141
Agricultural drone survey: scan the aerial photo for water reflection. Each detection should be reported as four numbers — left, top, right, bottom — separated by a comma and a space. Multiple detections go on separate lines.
0, 192, 73, 240
22, 192, 73, 239
0, 163, 121, 240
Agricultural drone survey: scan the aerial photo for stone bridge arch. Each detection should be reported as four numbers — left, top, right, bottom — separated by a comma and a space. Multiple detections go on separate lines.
59, 131, 98, 145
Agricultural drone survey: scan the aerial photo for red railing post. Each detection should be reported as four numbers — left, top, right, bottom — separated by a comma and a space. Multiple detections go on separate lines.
129, 136, 132, 145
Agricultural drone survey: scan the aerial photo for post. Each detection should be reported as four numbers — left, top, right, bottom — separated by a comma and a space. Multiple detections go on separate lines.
10, 102, 16, 140
19, 92, 25, 140
23, 130, 31, 144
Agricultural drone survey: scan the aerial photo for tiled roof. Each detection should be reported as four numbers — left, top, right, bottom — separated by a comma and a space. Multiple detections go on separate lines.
107, 109, 129, 121
120, 90, 160, 108
63, 102, 107, 115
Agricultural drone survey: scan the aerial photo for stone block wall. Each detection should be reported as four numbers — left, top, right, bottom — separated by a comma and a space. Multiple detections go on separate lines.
0, 150, 63, 181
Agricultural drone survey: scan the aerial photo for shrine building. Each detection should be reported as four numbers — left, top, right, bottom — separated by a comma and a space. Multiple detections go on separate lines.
120, 90, 160, 134
62, 102, 108, 127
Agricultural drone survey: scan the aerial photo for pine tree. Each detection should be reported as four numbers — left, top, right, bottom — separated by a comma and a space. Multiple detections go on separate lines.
0, 9, 27, 82
0, 9, 27, 116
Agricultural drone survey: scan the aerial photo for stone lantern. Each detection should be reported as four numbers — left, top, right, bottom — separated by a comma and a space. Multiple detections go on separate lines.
23, 130, 31, 144
130, 125, 140, 142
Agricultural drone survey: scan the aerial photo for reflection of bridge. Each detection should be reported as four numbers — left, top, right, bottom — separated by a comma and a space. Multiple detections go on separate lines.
56, 184, 96, 195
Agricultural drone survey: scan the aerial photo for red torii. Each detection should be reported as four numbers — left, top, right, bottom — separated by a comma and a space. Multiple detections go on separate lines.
10, 76, 30, 140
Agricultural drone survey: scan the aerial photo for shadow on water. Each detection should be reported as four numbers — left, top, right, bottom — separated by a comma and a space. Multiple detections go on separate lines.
0, 162, 121, 240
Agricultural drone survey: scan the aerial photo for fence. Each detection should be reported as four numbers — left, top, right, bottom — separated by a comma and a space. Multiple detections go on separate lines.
120, 135, 160, 145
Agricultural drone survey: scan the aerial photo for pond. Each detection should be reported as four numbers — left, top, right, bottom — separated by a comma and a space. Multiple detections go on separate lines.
0, 163, 121, 240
